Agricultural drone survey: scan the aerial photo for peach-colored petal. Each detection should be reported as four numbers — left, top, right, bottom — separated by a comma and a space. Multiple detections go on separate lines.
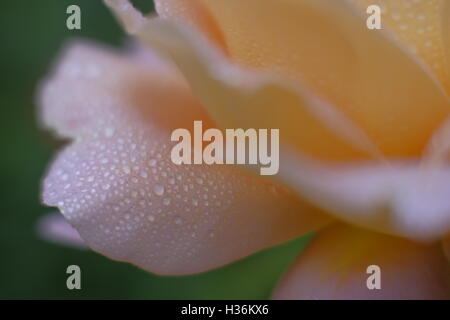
348, 0, 450, 94
136, 19, 450, 240
164, 0, 450, 157
444, 1, 450, 69
154, 0, 227, 52
422, 114, 450, 169
39, 42, 330, 275
273, 224, 450, 300
137, 19, 382, 161
104, 0, 146, 33
279, 153, 450, 241
37, 212, 86, 249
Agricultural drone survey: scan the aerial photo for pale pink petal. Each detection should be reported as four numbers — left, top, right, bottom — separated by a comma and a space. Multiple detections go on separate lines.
37, 213, 86, 249
39, 42, 330, 275
279, 153, 450, 241
37, 40, 189, 139
103, 0, 146, 33
273, 224, 450, 300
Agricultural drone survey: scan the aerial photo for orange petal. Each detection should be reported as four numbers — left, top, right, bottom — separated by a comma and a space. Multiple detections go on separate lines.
154, 0, 227, 52
137, 18, 382, 161
188, 0, 450, 157
39, 42, 330, 275
273, 224, 450, 299
137, 19, 450, 240
444, 1, 450, 70
348, 0, 450, 94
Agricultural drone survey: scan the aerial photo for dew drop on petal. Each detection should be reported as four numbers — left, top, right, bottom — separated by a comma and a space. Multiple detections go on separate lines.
153, 184, 165, 196
140, 171, 148, 178
123, 166, 131, 174
174, 216, 182, 225
148, 159, 157, 167
104, 127, 115, 138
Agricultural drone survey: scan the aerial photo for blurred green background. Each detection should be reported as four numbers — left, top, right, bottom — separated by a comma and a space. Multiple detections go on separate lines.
0, 0, 311, 299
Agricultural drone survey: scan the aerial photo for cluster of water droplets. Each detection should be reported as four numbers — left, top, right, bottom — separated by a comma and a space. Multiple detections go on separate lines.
41, 41, 288, 269
349, 0, 448, 88
44, 114, 288, 267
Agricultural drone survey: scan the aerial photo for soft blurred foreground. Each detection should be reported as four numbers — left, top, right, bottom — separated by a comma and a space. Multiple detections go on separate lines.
0, 0, 311, 299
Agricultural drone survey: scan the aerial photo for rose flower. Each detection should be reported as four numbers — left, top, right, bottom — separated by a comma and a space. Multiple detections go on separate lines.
38, 0, 450, 299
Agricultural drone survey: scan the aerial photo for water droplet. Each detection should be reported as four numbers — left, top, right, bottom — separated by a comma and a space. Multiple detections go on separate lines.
174, 216, 182, 225
269, 185, 279, 196
148, 159, 157, 167
123, 166, 131, 174
147, 215, 155, 222
104, 127, 115, 138
153, 184, 165, 196
163, 198, 171, 206
140, 171, 148, 178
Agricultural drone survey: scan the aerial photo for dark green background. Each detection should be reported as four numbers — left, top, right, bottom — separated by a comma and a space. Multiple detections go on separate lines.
0, 0, 310, 299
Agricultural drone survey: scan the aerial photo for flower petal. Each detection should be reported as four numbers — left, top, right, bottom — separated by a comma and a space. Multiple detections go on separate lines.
279, 153, 450, 241
136, 20, 450, 240
40, 42, 330, 275
137, 19, 382, 161
155, 0, 450, 157
154, 0, 227, 52
272, 224, 450, 300
348, 0, 450, 94
444, 1, 450, 67
38, 40, 194, 139
37, 212, 86, 249
104, 0, 146, 33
